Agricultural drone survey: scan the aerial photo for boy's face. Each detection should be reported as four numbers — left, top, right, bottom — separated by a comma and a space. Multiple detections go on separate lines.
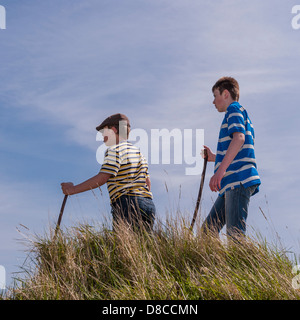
212, 89, 229, 112
101, 126, 118, 146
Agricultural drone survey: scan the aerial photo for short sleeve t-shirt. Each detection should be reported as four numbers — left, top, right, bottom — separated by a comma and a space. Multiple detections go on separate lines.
100, 141, 153, 203
215, 102, 261, 196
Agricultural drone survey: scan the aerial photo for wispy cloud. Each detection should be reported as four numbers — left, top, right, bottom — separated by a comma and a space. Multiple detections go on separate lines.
1, 1, 300, 285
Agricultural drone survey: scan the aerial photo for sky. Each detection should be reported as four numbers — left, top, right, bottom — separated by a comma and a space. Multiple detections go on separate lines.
1, 0, 300, 288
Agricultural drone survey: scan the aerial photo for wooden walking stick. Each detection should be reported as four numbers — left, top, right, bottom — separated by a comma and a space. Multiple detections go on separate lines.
190, 150, 208, 231
54, 194, 68, 238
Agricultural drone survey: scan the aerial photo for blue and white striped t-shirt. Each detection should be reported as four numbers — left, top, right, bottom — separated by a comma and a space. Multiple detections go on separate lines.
215, 101, 261, 196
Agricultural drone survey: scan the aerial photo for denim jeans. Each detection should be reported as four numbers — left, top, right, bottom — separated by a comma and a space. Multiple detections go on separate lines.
111, 195, 156, 231
202, 184, 258, 238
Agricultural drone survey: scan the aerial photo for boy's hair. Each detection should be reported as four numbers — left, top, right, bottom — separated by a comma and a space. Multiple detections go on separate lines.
212, 77, 240, 101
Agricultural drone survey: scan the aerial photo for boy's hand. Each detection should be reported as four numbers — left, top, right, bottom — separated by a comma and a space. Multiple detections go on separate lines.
61, 182, 74, 195
202, 145, 216, 162
209, 169, 225, 192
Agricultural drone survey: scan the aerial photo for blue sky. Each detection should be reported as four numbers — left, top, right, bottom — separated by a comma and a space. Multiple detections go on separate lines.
1, 0, 300, 287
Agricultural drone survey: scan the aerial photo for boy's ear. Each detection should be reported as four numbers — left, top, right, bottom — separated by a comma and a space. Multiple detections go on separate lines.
222, 89, 230, 99
111, 126, 118, 134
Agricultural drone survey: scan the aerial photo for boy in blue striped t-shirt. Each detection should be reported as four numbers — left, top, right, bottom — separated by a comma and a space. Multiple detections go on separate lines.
202, 77, 261, 239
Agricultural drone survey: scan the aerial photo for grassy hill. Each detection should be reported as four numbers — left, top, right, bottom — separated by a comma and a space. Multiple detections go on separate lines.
4, 218, 300, 300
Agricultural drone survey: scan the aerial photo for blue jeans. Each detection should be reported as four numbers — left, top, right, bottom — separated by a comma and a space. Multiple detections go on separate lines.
202, 184, 258, 238
111, 195, 156, 231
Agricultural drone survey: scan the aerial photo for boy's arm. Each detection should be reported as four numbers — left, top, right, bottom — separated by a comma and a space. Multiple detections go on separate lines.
146, 176, 151, 191
61, 172, 112, 195
209, 132, 245, 192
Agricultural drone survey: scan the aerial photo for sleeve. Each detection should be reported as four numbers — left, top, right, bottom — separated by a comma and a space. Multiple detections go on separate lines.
141, 154, 150, 176
227, 105, 246, 138
99, 147, 120, 177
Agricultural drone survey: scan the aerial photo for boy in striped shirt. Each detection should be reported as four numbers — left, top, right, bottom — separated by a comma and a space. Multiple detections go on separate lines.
61, 113, 156, 231
202, 77, 260, 238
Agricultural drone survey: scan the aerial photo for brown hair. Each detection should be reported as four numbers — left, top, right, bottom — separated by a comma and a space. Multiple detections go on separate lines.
212, 77, 240, 101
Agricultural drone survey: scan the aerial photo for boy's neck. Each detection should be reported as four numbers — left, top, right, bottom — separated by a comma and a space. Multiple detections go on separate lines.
225, 99, 237, 111
116, 136, 126, 144
105, 135, 127, 147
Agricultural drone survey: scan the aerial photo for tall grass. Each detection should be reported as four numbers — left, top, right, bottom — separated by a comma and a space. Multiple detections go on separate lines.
5, 216, 300, 300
